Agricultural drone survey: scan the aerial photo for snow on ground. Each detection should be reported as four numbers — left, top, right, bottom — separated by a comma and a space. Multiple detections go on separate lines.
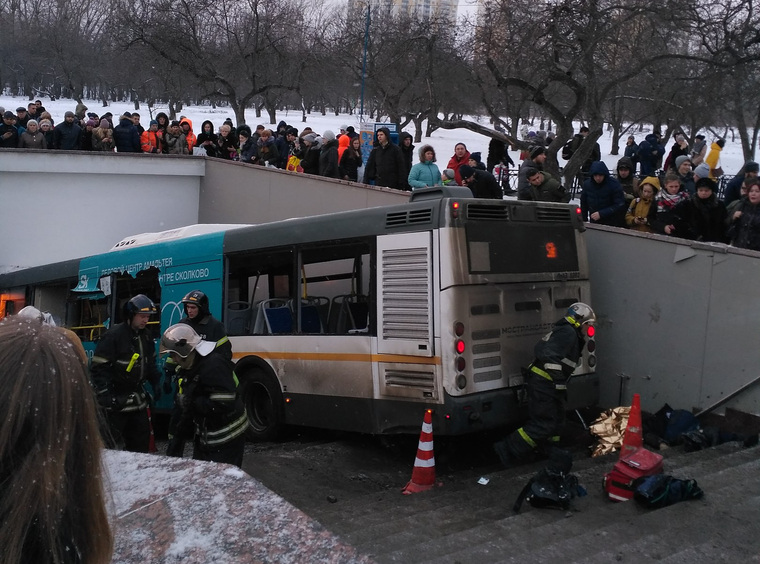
0, 95, 749, 175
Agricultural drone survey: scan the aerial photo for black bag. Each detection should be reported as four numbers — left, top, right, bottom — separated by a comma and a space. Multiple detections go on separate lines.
633, 474, 703, 509
561, 139, 575, 160
513, 448, 581, 512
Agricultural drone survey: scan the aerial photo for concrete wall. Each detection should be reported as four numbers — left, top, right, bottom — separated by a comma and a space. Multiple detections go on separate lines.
0, 150, 409, 273
586, 225, 760, 416
200, 159, 408, 224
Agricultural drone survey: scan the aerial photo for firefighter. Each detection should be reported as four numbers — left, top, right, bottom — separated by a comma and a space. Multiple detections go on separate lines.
493, 302, 595, 467
91, 294, 161, 452
165, 290, 231, 457
160, 324, 247, 467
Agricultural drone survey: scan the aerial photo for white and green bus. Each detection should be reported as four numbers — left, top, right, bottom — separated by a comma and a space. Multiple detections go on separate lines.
0, 186, 596, 438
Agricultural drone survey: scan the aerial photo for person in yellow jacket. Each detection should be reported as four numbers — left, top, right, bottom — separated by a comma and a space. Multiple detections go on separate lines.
704, 138, 725, 180
625, 176, 660, 233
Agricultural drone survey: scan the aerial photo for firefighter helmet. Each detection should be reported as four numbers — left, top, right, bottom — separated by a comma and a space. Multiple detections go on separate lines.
125, 294, 157, 319
160, 323, 216, 358
566, 302, 595, 326
181, 290, 209, 317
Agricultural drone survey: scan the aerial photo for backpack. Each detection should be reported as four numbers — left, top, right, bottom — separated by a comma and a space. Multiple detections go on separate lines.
513, 467, 582, 512
561, 139, 575, 160
633, 474, 703, 509
603, 447, 664, 502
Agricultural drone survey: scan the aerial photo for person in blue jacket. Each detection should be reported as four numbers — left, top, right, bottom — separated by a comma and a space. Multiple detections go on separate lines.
408, 144, 442, 190
580, 161, 627, 227
637, 133, 665, 176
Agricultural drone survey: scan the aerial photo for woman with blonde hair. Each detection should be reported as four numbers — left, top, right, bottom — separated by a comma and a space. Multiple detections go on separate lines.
92, 118, 114, 151
0, 316, 113, 564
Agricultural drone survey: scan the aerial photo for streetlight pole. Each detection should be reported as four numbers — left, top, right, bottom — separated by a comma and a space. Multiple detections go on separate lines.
360, 1, 370, 122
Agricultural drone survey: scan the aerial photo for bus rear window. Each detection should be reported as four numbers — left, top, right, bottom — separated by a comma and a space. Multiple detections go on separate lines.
466, 223, 579, 274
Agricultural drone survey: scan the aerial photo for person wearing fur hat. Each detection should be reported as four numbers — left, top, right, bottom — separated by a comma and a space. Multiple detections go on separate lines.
92, 119, 114, 151
723, 161, 759, 206
517, 146, 547, 200
408, 145, 442, 190
319, 130, 340, 178
675, 177, 728, 242
164, 120, 189, 155
625, 176, 660, 232
363, 127, 407, 189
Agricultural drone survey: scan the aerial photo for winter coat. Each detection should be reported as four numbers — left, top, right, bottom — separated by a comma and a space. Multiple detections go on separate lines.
196, 121, 219, 156
18, 129, 46, 149
624, 141, 640, 168
517, 158, 542, 200
690, 139, 707, 166
178, 352, 247, 449
651, 189, 690, 235
337, 135, 350, 162
447, 149, 471, 185
625, 197, 656, 232
179, 118, 196, 150
319, 138, 340, 178
728, 200, 760, 251
92, 127, 114, 151
399, 132, 415, 189
616, 156, 639, 201
723, 174, 747, 206
676, 193, 728, 242
704, 142, 723, 180
216, 132, 238, 160
678, 171, 696, 196
466, 170, 503, 199
256, 137, 279, 166
637, 134, 665, 176
339, 147, 362, 181
52, 121, 82, 150
113, 117, 141, 152
408, 161, 442, 189
663, 141, 689, 172
301, 144, 321, 175
90, 322, 161, 412
580, 161, 626, 226
570, 134, 601, 172
141, 130, 162, 153
363, 132, 407, 189
164, 130, 189, 155
527, 172, 569, 203
239, 138, 257, 163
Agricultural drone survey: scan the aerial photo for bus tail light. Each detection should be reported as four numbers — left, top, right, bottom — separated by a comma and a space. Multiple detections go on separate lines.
455, 357, 466, 371
455, 339, 465, 354
456, 374, 467, 389
586, 323, 596, 366
451, 201, 460, 219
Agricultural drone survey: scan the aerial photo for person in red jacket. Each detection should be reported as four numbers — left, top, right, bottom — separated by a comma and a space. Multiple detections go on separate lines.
140, 120, 163, 153
447, 143, 471, 184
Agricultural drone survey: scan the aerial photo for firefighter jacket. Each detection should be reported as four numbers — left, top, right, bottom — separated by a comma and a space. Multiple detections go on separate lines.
91, 322, 161, 412
532, 317, 583, 381
179, 353, 247, 448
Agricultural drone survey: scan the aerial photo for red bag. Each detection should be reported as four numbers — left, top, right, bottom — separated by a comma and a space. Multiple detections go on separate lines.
603, 447, 664, 502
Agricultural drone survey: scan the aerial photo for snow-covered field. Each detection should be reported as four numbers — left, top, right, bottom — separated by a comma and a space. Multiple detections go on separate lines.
0, 95, 749, 175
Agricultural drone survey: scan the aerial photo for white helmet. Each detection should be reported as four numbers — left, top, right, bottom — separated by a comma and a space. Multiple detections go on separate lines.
567, 302, 595, 326
18, 305, 57, 326
160, 323, 215, 358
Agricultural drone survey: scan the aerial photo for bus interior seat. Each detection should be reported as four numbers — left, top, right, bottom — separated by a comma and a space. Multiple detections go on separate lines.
330, 295, 369, 334
290, 297, 328, 333
252, 299, 292, 335
225, 301, 251, 336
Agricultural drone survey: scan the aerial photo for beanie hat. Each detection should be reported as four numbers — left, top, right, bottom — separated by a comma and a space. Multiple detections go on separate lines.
469, 151, 482, 163
693, 163, 710, 178
695, 177, 717, 191
99, 119, 110, 128
170, 120, 181, 128
443, 168, 456, 180
239, 129, 250, 139
530, 146, 545, 160
64, 111, 75, 118
675, 155, 691, 169
459, 165, 475, 180
86, 119, 98, 128
2, 111, 14, 119
744, 161, 759, 174
149, 119, 158, 126
303, 133, 318, 144
322, 130, 336, 141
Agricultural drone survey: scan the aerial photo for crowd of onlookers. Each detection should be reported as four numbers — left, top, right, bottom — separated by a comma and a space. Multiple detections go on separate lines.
3, 102, 758, 251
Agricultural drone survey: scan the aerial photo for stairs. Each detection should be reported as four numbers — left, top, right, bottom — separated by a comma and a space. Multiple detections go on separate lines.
308, 442, 760, 563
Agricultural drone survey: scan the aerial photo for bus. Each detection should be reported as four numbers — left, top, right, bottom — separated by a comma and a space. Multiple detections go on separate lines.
0, 186, 596, 438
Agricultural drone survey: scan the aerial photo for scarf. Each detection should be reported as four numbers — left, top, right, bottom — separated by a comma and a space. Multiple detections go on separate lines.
657, 190, 689, 212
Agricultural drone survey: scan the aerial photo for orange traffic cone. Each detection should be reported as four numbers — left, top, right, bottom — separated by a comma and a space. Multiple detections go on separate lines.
620, 393, 643, 457
402, 409, 439, 495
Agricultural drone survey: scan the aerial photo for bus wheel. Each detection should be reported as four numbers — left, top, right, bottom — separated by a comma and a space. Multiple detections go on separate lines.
240, 369, 283, 441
